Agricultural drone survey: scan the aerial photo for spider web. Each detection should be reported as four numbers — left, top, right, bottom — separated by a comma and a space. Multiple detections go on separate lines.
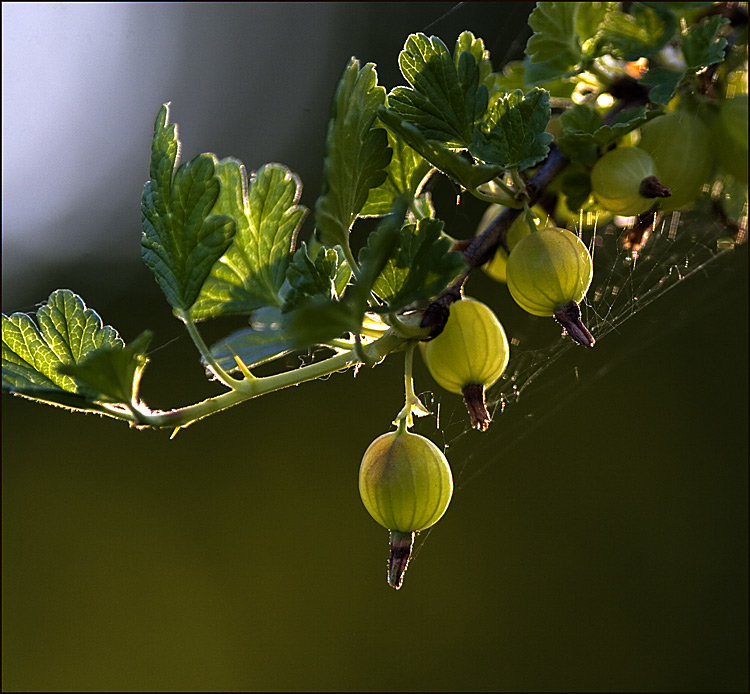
410, 194, 747, 563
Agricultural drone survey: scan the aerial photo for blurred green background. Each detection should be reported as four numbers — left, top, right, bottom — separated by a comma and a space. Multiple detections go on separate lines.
2, 3, 747, 691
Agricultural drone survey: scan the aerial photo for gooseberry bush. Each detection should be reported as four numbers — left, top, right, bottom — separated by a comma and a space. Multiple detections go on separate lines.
3, 2, 748, 589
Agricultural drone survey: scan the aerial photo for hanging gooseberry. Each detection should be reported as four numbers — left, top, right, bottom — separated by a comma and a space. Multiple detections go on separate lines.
359, 426, 453, 589
637, 110, 713, 211
506, 226, 595, 347
590, 146, 670, 216
713, 94, 748, 185
478, 204, 544, 283
420, 298, 509, 431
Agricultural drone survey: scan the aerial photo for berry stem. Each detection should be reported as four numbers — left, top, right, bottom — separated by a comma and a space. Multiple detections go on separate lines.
394, 343, 430, 428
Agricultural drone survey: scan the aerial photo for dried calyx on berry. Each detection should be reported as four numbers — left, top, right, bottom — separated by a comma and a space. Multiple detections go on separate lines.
506, 226, 595, 347
358, 424, 454, 589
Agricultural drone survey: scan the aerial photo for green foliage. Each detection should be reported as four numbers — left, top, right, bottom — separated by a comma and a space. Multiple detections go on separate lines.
640, 68, 686, 105
681, 15, 729, 69
524, 2, 584, 85
388, 33, 488, 148
315, 59, 391, 255
376, 109, 502, 189
190, 162, 307, 319
282, 199, 408, 349
371, 218, 466, 311
594, 2, 677, 62
558, 105, 655, 165
471, 87, 553, 170
360, 127, 432, 217
2, 3, 747, 441
2, 290, 147, 412
59, 331, 152, 404
141, 104, 236, 313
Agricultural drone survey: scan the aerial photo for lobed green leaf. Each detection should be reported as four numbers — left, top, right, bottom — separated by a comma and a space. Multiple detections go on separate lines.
59, 331, 152, 404
681, 15, 730, 70
371, 218, 466, 311
593, 2, 677, 61
640, 68, 685, 105
557, 104, 654, 165
282, 242, 350, 313
377, 108, 502, 189
470, 88, 553, 171
1, 289, 147, 411
524, 2, 583, 86
141, 104, 236, 312
388, 33, 488, 147
315, 59, 391, 253
282, 199, 408, 349
360, 126, 432, 217
190, 161, 306, 320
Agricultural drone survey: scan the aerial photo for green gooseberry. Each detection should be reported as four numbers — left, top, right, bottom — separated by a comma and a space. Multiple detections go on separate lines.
478, 205, 544, 283
358, 428, 453, 534
506, 226, 595, 347
638, 110, 713, 210
420, 298, 510, 430
359, 427, 453, 590
506, 227, 592, 317
591, 147, 665, 216
714, 94, 748, 184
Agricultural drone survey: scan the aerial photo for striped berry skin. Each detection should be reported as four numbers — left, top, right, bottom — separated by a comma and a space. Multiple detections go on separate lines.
358, 429, 453, 534
420, 298, 509, 395
506, 227, 593, 318
591, 146, 659, 216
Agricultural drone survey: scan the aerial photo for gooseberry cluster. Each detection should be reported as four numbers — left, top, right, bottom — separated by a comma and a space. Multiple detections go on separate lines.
3, 2, 747, 592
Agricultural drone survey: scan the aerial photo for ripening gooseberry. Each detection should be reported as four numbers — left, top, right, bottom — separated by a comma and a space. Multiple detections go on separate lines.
420, 298, 509, 430
359, 427, 453, 589
590, 147, 668, 216
506, 226, 595, 347
638, 110, 713, 210
359, 428, 453, 534
478, 205, 544, 283
713, 94, 748, 185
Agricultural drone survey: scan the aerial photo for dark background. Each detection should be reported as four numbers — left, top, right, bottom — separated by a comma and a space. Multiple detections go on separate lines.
2, 3, 747, 691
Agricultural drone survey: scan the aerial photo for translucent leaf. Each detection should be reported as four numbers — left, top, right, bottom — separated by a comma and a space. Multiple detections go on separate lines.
1, 289, 147, 411
681, 15, 729, 70
557, 104, 654, 165
377, 109, 502, 189
454, 31, 494, 87
388, 33, 488, 147
208, 308, 295, 373
640, 69, 685, 105
594, 2, 677, 61
470, 88, 553, 171
282, 242, 349, 313
283, 199, 407, 349
524, 2, 583, 85
315, 59, 391, 252
141, 104, 236, 312
190, 162, 307, 320
371, 218, 466, 311
360, 126, 432, 217
59, 331, 152, 404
